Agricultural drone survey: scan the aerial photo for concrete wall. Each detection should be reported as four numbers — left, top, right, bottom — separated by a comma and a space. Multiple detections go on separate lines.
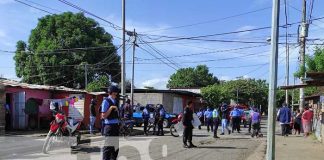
0, 85, 5, 133
131, 93, 163, 106
162, 93, 175, 113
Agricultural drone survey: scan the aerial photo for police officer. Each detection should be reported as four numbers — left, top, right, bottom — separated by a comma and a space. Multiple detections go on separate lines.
101, 86, 120, 160
212, 107, 220, 138
142, 105, 150, 136
157, 104, 165, 136
182, 101, 197, 148
204, 107, 213, 132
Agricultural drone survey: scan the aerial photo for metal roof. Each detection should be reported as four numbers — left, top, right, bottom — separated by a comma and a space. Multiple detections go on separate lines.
88, 89, 201, 97
0, 78, 86, 93
280, 72, 324, 89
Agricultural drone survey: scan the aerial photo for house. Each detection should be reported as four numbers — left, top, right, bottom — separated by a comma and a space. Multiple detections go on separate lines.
82, 89, 202, 128
169, 87, 201, 94
0, 84, 5, 133
0, 78, 86, 130
305, 94, 324, 143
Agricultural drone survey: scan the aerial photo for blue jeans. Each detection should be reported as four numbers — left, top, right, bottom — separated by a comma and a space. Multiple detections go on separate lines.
90, 116, 96, 133
221, 119, 230, 133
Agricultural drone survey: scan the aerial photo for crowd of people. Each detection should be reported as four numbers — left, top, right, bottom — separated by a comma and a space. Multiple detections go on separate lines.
196, 103, 262, 138
94, 85, 316, 159
277, 102, 314, 137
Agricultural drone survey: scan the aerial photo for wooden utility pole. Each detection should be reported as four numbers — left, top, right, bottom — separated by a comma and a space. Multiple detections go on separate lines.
121, 0, 126, 96
131, 29, 137, 107
299, 0, 308, 112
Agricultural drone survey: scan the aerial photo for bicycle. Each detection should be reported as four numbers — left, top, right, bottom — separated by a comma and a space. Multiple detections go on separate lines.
119, 118, 134, 136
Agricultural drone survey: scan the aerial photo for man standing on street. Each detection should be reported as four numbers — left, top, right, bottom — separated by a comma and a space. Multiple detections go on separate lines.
230, 105, 242, 133
247, 107, 253, 133
212, 107, 220, 138
277, 103, 292, 136
89, 95, 97, 135
101, 86, 120, 160
142, 105, 150, 136
220, 103, 231, 135
204, 107, 213, 132
157, 104, 165, 136
197, 108, 204, 129
182, 101, 197, 148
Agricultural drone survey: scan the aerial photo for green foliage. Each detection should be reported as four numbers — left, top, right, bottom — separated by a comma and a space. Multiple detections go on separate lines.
14, 12, 120, 88
167, 65, 219, 88
201, 78, 268, 107
86, 75, 110, 92
294, 47, 324, 77
201, 84, 230, 106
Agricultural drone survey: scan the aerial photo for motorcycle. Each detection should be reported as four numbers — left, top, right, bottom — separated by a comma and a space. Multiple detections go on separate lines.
170, 113, 182, 137
42, 112, 82, 154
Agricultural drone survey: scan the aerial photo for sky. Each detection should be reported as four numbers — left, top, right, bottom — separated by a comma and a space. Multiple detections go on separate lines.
0, 0, 324, 89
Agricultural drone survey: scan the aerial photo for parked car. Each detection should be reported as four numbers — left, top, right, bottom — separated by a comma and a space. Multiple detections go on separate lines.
132, 104, 178, 128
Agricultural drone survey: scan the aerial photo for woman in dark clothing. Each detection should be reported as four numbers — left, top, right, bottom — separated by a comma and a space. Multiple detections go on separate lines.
294, 110, 302, 135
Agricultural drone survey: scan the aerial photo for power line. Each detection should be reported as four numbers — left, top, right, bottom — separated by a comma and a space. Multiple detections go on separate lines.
135, 44, 269, 61
57, 0, 122, 31
137, 46, 177, 70
139, 37, 181, 68
0, 44, 123, 55
140, 16, 324, 44
14, 0, 54, 14
23, 0, 62, 13
140, 6, 272, 33
308, 0, 315, 23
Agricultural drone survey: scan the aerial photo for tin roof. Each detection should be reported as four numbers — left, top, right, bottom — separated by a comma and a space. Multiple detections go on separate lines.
0, 78, 86, 93
88, 89, 201, 97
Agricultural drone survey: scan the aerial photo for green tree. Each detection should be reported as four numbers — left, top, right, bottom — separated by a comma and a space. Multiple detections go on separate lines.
167, 65, 219, 88
86, 75, 110, 92
294, 47, 324, 77
201, 78, 268, 108
201, 84, 231, 106
14, 12, 120, 88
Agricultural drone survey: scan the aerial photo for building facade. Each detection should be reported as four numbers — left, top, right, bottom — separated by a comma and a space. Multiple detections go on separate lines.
305, 94, 324, 143
1, 78, 85, 130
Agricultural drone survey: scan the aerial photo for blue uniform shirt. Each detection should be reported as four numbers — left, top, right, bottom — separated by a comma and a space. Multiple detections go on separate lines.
230, 108, 241, 117
101, 96, 119, 124
204, 109, 213, 119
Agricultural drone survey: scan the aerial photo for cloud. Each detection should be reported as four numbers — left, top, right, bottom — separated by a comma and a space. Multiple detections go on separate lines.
219, 76, 231, 81
140, 77, 169, 89
0, 29, 6, 38
0, 29, 15, 48
0, 0, 14, 5
243, 75, 250, 79
235, 25, 256, 37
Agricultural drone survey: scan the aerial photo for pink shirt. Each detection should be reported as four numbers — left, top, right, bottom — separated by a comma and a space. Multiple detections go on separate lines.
302, 110, 313, 123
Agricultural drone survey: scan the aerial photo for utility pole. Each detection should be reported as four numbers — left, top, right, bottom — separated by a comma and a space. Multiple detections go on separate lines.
131, 29, 137, 107
84, 64, 88, 89
121, 0, 126, 96
266, 0, 280, 160
284, 0, 290, 105
299, 0, 308, 112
